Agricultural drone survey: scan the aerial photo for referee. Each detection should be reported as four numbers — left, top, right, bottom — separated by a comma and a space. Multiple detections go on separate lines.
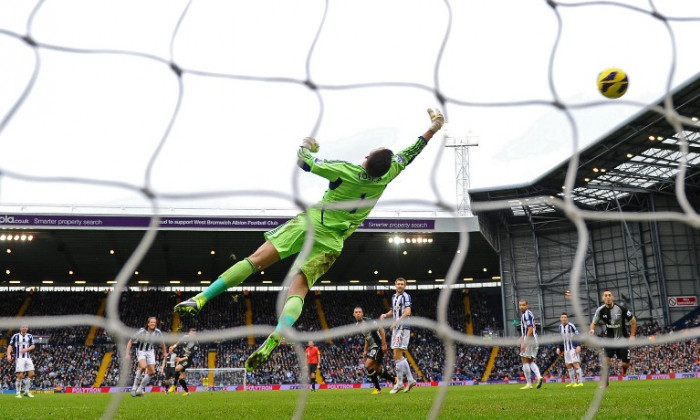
305, 341, 320, 392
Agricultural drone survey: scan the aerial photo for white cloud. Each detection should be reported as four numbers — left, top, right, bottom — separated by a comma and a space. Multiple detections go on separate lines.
0, 0, 699, 213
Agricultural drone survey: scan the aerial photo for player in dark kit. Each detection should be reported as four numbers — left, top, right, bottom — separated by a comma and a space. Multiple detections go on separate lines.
171, 328, 200, 395
353, 306, 396, 394
163, 346, 178, 393
589, 289, 637, 387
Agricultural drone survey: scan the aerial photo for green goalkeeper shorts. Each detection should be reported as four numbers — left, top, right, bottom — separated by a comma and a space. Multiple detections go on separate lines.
264, 213, 343, 287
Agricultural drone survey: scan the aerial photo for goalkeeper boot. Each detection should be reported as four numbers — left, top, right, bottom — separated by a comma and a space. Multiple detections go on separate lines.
371, 388, 381, 395
174, 297, 205, 316
245, 332, 281, 371
167, 385, 176, 394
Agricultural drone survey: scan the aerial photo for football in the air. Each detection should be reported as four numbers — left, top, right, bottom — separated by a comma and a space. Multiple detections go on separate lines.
597, 67, 629, 99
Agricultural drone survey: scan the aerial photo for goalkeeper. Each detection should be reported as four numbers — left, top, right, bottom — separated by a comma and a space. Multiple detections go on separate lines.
175, 108, 445, 371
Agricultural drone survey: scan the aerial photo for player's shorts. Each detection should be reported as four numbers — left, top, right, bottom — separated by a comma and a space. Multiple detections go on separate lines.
264, 213, 343, 287
603, 346, 630, 363
308, 363, 318, 375
15, 358, 35, 373
137, 349, 156, 366
179, 359, 191, 371
563, 349, 580, 365
519, 340, 539, 359
390, 329, 410, 350
367, 347, 384, 362
164, 366, 177, 380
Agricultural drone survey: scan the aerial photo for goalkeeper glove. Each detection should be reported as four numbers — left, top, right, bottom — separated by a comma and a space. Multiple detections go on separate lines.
301, 137, 320, 153
427, 108, 444, 133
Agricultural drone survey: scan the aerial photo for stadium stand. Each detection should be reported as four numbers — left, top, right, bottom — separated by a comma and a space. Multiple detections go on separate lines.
1, 290, 698, 391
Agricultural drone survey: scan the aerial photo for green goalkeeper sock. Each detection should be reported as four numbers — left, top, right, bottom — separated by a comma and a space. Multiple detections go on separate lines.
197, 258, 256, 303
274, 295, 304, 333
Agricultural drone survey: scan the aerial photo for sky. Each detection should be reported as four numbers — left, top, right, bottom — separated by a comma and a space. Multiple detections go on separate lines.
1, 0, 700, 216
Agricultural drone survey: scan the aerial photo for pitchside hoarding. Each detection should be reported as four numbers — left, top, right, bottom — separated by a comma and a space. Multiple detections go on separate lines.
0, 214, 434, 231
0, 213, 479, 232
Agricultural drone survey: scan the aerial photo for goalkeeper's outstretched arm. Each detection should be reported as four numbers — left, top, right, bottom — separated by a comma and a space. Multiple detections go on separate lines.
422, 107, 444, 141
382, 108, 445, 181
296, 108, 444, 180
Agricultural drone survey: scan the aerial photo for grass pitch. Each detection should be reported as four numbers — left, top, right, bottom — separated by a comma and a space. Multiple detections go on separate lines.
5, 380, 699, 419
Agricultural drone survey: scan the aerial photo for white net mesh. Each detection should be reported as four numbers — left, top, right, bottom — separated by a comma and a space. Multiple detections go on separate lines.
0, 1, 699, 419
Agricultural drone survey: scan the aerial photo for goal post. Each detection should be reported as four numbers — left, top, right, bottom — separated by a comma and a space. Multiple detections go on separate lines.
185, 368, 247, 391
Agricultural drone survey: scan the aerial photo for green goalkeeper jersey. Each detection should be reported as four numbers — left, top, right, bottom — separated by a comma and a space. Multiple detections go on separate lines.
297, 136, 428, 239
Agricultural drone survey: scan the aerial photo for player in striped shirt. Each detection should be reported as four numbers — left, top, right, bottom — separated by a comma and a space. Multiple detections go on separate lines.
518, 299, 543, 389
174, 109, 445, 372
381, 277, 417, 394
556, 312, 583, 387
6, 324, 35, 398
125, 316, 167, 396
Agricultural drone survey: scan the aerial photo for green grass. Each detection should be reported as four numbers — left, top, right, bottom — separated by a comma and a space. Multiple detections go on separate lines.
5, 379, 700, 419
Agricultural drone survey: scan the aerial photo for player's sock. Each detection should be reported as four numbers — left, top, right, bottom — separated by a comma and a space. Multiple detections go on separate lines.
23, 378, 30, 393
568, 368, 576, 383
529, 362, 542, 379
369, 373, 380, 390
575, 367, 583, 383
15, 379, 22, 394
139, 373, 151, 390
198, 258, 256, 303
522, 364, 532, 385
394, 360, 405, 383
274, 295, 304, 333
179, 378, 189, 393
621, 365, 628, 376
311, 379, 316, 391
401, 358, 414, 382
132, 371, 141, 390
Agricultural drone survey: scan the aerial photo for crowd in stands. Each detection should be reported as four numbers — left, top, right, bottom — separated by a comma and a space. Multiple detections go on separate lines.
1, 290, 698, 391
1, 342, 107, 391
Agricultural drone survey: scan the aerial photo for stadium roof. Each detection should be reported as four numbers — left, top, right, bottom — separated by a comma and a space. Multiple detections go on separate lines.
470, 72, 700, 218
0, 228, 499, 288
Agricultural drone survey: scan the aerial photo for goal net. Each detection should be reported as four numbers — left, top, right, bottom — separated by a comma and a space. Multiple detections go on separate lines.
184, 368, 247, 391
0, 2, 700, 420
